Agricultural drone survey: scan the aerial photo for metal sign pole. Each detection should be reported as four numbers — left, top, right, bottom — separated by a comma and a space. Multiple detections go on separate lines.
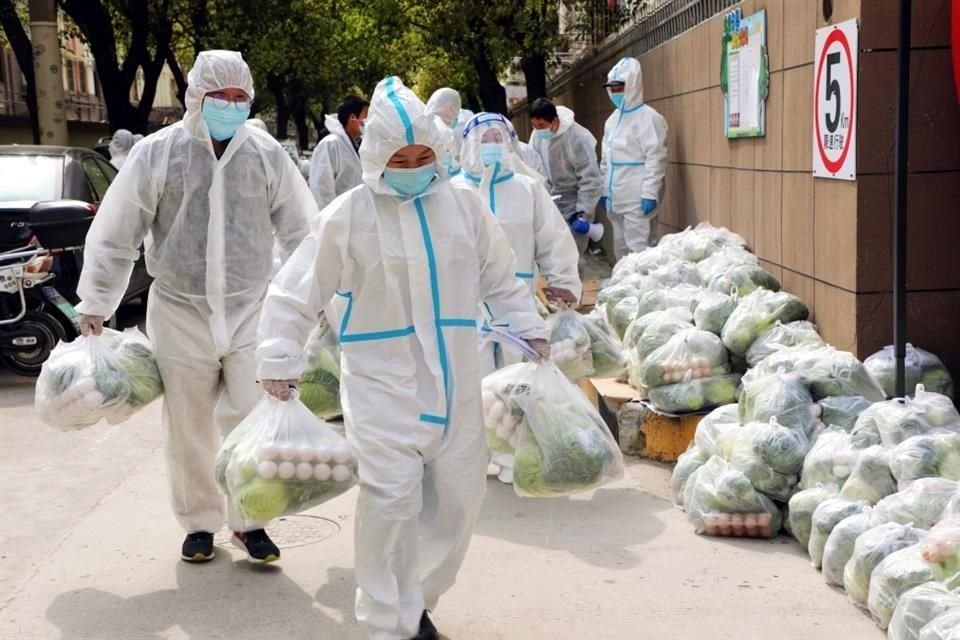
893, 0, 912, 397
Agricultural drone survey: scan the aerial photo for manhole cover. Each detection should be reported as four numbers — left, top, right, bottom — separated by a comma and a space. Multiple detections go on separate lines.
215, 515, 341, 549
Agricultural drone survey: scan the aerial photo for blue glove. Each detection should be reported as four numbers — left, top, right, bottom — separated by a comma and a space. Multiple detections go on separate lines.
641, 198, 658, 216
569, 217, 591, 235
599, 196, 610, 211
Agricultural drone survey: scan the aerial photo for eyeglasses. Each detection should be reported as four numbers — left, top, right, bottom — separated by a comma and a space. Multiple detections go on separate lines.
205, 93, 250, 109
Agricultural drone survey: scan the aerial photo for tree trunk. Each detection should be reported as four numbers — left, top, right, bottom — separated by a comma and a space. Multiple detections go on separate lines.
0, 0, 39, 142
520, 53, 548, 102
472, 48, 508, 115
267, 74, 290, 139
293, 109, 309, 152
166, 48, 188, 110
308, 109, 324, 145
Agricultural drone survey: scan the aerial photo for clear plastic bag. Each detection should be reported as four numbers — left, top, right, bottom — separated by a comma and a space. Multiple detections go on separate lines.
547, 310, 595, 381
481, 362, 535, 455
104, 327, 164, 424
743, 345, 886, 402
818, 395, 873, 432
671, 445, 709, 507
917, 607, 960, 640
634, 284, 702, 318
658, 223, 746, 263
298, 318, 342, 419
683, 456, 782, 538
809, 498, 869, 569
823, 510, 873, 588
644, 261, 702, 291
220, 393, 358, 523
800, 426, 860, 490
638, 328, 730, 389
608, 296, 640, 340
512, 362, 625, 497
844, 521, 928, 607
727, 418, 808, 501
870, 478, 960, 530
626, 308, 695, 360
839, 445, 898, 505
787, 484, 840, 549
865, 344, 956, 400
610, 246, 680, 283
738, 371, 820, 437
695, 246, 759, 284
646, 373, 741, 414
869, 544, 942, 629
707, 265, 780, 297
745, 320, 824, 369
599, 284, 638, 319
694, 404, 741, 458
582, 312, 627, 378
721, 289, 810, 357
890, 433, 960, 490
920, 518, 960, 580
36, 332, 134, 430
871, 387, 960, 450
693, 290, 738, 336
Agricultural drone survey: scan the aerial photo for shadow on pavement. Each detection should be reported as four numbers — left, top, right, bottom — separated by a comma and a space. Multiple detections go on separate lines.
474, 480, 670, 570
46, 559, 358, 640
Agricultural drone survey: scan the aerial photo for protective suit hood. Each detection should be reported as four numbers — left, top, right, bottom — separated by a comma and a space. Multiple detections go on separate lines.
555, 106, 578, 136
324, 113, 351, 143
461, 112, 545, 183
109, 129, 134, 156
184, 50, 255, 141
425, 88, 461, 126
607, 57, 644, 110
360, 76, 447, 196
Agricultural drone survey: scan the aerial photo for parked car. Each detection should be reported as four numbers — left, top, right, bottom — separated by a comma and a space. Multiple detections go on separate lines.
0, 145, 152, 306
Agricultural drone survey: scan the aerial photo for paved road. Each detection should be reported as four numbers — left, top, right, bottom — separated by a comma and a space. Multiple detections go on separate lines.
0, 367, 882, 640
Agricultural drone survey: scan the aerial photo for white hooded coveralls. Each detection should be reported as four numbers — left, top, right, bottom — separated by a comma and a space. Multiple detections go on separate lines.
109, 129, 134, 169
425, 88, 464, 177
76, 50, 312, 534
256, 77, 546, 640
600, 57, 668, 257
309, 113, 363, 210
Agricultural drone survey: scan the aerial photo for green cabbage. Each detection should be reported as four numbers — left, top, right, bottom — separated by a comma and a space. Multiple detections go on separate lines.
865, 344, 956, 400
630, 311, 696, 361
745, 321, 824, 368
890, 433, 960, 490
639, 328, 729, 389
299, 321, 342, 418
844, 522, 927, 606
707, 265, 780, 297
727, 419, 808, 501
671, 445, 709, 507
694, 404, 741, 457
745, 345, 886, 402
683, 456, 782, 538
801, 426, 858, 490
823, 511, 872, 588
870, 478, 960, 530
658, 223, 746, 263
695, 246, 758, 283
582, 313, 627, 378
898, 584, 960, 640
840, 445, 897, 505
787, 485, 840, 549
721, 289, 809, 357
113, 329, 163, 409
868, 545, 940, 629
609, 296, 640, 340
693, 290, 738, 336
634, 284, 702, 318
599, 284, 639, 318
809, 498, 868, 569
647, 374, 740, 414
610, 246, 680, 282
818, 395, 873, 432
868, 391, 960, 450
738, 372, 819, 437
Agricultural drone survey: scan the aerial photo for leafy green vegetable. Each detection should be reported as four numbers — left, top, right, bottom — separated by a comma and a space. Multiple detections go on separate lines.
818, 395, 873, 432
738, 372, 819, 437
745, 321, 823, 368
299, 320, 342, 418
894, 583, 960, 640
707, 265, 781, 297
787, 485, 840, 549
728, 419, 808, 501
694, 404, 741, 457
744, 345, 886, 402
609, 296, 640, 340
801, 426, 858, 490
634, 285, 702, 318
865, 344, 956, 400
868, 544, 939, 629
809, 499, 868, 569
840, 445, 897, 505
582, 313, 627, 378
693, 290, 738, 336
639, 329, 729, 389
822, 511, 872, 588
870, 478, 959, 530
600, 285, 639, 318
890, 433, 960, 490
647, 374, 741, 414
721, 289, 809, 357
683, 456, 783, 538
844, 522, 927, 606
695, 246, 758, 283
671, 445, 709, 507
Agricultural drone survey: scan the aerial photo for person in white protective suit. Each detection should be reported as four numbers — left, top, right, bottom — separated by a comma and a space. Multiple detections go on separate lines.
453, 112, 581, 484
528, 98, 603, 253
75, 50, 312, 565
309, 95, 369, 210
132, 133, 145, 145
246, 117, 268, 132
424, 87, 464, 178
600, 57, 668, 257
257, 76, 549, 640
108, 129, 135, 169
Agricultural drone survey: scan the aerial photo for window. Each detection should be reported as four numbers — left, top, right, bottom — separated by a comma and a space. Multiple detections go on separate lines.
64, 62, 76, 93
93, 157, 117, 185
80, 157, 110, 202
77, 61, 87, 95
0, 155, 63, 201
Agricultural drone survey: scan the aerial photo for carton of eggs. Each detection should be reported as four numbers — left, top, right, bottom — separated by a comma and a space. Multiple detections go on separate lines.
256, 442, 355, 484
701, 512, 774, 538
660, 357, 716, 383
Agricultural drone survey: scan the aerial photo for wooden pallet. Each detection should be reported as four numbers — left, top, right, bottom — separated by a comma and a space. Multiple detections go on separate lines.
578, 279, 603, 313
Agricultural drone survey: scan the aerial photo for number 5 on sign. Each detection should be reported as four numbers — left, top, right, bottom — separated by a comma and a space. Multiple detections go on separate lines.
813, 19, 858, 180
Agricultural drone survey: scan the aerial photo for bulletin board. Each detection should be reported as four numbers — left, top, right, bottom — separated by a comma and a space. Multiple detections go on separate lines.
721, 8, 770, 138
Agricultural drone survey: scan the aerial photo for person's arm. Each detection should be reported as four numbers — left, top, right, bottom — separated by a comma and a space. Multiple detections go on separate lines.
308, 139, 339, 210
641, 111, 669, 202
571, 126, 603, 219
268, 146, 314, 262
257, 208, 345, 386
77, 142, 158, 322
531, 181, 582, 303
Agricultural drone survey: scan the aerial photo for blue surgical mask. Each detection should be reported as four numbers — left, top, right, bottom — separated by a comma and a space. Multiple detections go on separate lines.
534, 128, 554, 141
480, 143, 504, 166
202, 99, 251, 141
608, 91, 625, 109
383, 165, 436, 197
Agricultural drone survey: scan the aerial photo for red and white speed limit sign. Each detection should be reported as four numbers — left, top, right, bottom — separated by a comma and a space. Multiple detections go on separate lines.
813, 19, 858, 180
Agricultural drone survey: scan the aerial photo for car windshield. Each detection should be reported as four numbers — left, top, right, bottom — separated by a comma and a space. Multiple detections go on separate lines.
0, 154, 62, 201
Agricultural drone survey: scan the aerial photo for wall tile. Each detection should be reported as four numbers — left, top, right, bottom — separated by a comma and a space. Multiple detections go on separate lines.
855, 175, 893, 293
677, 29, 695, 95
642, 47, 664, 102
731, 169, 756, 247
854, 291, 893, 361
691, 23, 712, 91
753, 171, 783, 264
710, 167, 733, 230
781, 173, 815, 274
730, 137, 756, 170
708, 11, 726, 86
709, 87, 731, 167
815, 281, 858, 352
660, 163, 683, 229
753, 0, 784, 72
783, 0, 816, 68
906, 291, 960, 383
755, 69, 783, 170
688, 164, 712, 225
861, 0, 952, 50
782, 65, 813, 172
759, 259, 783, 283
692, 89, 711, 165
814, 178, 858, 290
661, 39, 678, 99
782, 270, 816, 319
817, 0, 861, 27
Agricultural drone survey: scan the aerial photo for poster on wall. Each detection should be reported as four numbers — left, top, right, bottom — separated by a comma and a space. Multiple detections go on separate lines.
813, 19, 858, 180
721, 8, 769, 138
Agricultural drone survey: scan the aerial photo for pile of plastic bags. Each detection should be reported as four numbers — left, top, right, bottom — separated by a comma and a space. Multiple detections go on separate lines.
865, 344, 955, 400
36, 328, 164, 430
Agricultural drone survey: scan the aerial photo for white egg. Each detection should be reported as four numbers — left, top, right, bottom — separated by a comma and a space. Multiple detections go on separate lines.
84, 391, 104, 409
313, 463, 332, 481
296, 447, 315, 463
257, 460, 278, 480
314, 447, 333, 463
332, 443, 353, 464
296, 462, 315, 481
489, 401, 506, 421
278, 445, 298, 461
277, 461, 296, 480
332, 464, 352, 483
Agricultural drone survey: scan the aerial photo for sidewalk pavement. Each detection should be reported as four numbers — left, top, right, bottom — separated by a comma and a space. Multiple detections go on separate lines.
0, 372, 881, 640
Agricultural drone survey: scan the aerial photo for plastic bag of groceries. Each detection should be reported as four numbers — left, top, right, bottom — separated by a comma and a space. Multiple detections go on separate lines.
658, 223, 746, 263
744, 345, 886, 402
682, 456, 782, 538
800, 426, 860, 490
707, 265, 781, 297
644, 261, 703, 290
809, 499, 869, 569
481, 362, 535, 455
721, 289, 810, 357
625, 308, 695, 358
920, 519, 960, 579
865, 344, 955, 400
298, 317, 342, 419
36, 329, 162, 429
582, 312, 627, 378
638, 329, 730, 389
727, 418, 809, 501
610, 246, 680, 283
839, 445, 898, 505
695, 246, 758, 283
891, 583, 960, 640
870, 478, 960, 530
693, 290, 738, 336
512, 362, 625, 497
844, 521, 927, 607
865, 388, 960, 450
817, 395, 873, 432
890, 433, 960, 490
634, 284, 703, 318
598, 284, 638, 319
823, 509, 873, 588
787, 484, 840, 548
694, 404, 741, 458
647, 374, 741, 414
219, 393, 358, 523
609, 296, 640, 340
868, 544, 943, 629
738, 371, 820, 437
671, 445, 709, 508
547, 309, 595, 381
745, 321, 824, 368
